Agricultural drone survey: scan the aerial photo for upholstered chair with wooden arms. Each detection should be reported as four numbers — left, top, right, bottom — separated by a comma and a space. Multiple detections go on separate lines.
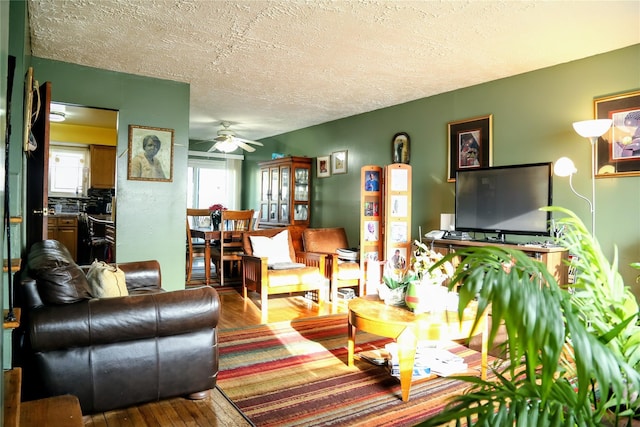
302, 227, 363, 302
241, 227, 326, 323
211, 209, 254, 286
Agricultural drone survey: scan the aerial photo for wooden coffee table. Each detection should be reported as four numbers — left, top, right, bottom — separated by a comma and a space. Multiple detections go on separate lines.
347, 295, 487, 402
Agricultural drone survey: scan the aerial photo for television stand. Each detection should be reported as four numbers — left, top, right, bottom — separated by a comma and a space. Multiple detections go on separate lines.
433, 239, 568, 285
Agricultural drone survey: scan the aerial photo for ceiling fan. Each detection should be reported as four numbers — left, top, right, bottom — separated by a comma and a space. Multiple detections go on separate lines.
208, 122, 264, 153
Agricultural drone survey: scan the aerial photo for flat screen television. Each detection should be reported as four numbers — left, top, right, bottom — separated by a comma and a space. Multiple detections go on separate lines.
455, 162, 553, 240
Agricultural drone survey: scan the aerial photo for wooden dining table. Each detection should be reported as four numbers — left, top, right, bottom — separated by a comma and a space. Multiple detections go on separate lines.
189, 228, 245, 285
190, 228, 221, 285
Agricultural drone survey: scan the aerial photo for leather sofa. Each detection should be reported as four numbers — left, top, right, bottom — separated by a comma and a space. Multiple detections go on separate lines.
16, 240, 220, 414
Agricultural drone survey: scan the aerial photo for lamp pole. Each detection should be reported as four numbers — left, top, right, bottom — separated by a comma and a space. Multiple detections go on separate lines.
589, 136, 597, 236
572, 119, 612, 237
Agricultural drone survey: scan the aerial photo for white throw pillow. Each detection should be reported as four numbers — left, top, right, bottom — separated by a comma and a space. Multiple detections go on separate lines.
249, 230, 292, 266
86, 260, 128, 298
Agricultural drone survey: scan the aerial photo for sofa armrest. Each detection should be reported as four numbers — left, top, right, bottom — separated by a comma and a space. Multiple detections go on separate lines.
29, 286, 220, 352
118, 260, 162, 292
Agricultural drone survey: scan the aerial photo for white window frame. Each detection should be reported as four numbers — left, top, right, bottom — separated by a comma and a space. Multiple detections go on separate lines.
49, 143, 89, 197
187, 153, 242, 210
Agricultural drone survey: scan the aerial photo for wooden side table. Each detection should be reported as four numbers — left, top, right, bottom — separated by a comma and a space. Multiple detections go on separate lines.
347, 295, 487, 402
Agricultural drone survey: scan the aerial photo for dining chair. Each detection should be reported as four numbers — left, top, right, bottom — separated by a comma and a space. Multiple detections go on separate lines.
211, 209, 254, 286
186, 208, 213, 283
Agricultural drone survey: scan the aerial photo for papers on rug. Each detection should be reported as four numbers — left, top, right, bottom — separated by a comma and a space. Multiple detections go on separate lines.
357, 348, 389, 366
385, 341, 468, 379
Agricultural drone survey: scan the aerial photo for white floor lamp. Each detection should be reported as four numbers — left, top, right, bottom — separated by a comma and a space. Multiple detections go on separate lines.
554, 119, 612, 236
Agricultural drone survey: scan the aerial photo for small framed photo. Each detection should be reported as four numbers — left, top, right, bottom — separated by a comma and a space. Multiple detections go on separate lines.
594, 90, 640, 178
332, 150, 348, 174
316, 155, 331, 178
363, 170, 380, 192
392, 132, 410, 164
128, 125, 174, 182
447, 115, 493, 182
364, 220, 379, 241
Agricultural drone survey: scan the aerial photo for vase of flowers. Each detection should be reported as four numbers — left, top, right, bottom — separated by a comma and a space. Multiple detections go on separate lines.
379, 259, 416, 306
208, 203, 226, 230
405, 240, 455, 313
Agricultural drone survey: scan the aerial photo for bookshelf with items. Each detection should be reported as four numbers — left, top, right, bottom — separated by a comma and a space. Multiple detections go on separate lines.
360, 166, 383, 294
383, 163, 412, 274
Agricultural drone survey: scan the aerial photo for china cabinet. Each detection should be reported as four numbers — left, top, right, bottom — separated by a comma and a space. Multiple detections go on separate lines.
258, 156, 311, 228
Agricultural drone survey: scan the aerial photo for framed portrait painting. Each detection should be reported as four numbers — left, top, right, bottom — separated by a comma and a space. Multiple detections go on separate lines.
316, 155, 330, 178
594, 90, 640, 178
447, 115, 493, 182
128, 125, 174, 182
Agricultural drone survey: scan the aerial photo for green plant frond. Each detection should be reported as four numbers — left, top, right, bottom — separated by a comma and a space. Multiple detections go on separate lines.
420, 208, 640, 426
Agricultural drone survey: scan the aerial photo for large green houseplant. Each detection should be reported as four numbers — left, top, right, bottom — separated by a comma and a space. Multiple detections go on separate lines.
419, 207, 640, 427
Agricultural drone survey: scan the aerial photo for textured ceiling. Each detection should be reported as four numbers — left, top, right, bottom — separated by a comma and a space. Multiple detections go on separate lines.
28, 0, 640, 143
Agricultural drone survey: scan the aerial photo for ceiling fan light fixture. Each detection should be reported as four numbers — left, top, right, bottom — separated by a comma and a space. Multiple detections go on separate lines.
49, 111, 66, 122
215, 138, 238, 153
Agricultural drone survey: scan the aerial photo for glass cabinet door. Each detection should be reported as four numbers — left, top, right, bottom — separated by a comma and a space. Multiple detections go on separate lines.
294, 167, 309, 201
293, 167, 309, 221
260, 169, 270, 221
268, 167, 279, 221
279, 166, 290, 223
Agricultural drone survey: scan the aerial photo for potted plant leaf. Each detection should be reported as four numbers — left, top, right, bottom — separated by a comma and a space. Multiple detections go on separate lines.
418, 207, 640, 427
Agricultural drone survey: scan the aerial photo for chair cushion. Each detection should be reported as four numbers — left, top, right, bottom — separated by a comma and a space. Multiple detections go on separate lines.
302, 227, 349, 253
249, 229, 293, 266
337, 261, 361, 280
267, 266, 323, 287
27, 239, 92, 305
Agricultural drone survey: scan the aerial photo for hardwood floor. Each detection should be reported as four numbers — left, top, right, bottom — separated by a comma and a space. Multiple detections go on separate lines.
83, 275, 348, 426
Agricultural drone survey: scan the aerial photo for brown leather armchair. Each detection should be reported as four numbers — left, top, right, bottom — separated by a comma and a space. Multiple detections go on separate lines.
16, 240, 220, 414
302, 227, 363, 302
241, 228, 326, 323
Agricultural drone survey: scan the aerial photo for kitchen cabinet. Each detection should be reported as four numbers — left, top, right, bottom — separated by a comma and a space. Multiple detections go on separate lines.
90, 145, 116, 189
48, 216, 78, 261
258, 156, 311, 228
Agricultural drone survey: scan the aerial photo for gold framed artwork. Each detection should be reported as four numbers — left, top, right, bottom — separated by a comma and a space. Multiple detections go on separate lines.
447, 114, 493, 182
594, 90, 640, 178
332, 150, 348, 174
127, 125, 174, 182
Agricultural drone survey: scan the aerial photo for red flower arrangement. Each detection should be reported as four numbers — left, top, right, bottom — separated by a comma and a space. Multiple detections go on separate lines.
209, 204, 227, 230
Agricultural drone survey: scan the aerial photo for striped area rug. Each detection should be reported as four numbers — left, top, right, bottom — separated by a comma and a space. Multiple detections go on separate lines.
218, 314, 487, 427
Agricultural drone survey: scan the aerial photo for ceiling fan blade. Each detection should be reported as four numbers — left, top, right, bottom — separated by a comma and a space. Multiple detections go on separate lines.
208, 141, 221, 152
235, 137, 263, 146
234, 140, 256, 152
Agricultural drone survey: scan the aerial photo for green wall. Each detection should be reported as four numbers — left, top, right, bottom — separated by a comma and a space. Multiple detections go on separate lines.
1, 0, 10, 411
29, 58, 190, 291
6, 1, 190, 292
243, 44, 640, 294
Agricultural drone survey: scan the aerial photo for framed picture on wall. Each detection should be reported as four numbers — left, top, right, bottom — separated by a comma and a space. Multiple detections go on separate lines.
316, 155, 330, 178
332, 150, 348, 174
594, 90, 640, 178
447, 115, 493, 182
127, 125, 174, 182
